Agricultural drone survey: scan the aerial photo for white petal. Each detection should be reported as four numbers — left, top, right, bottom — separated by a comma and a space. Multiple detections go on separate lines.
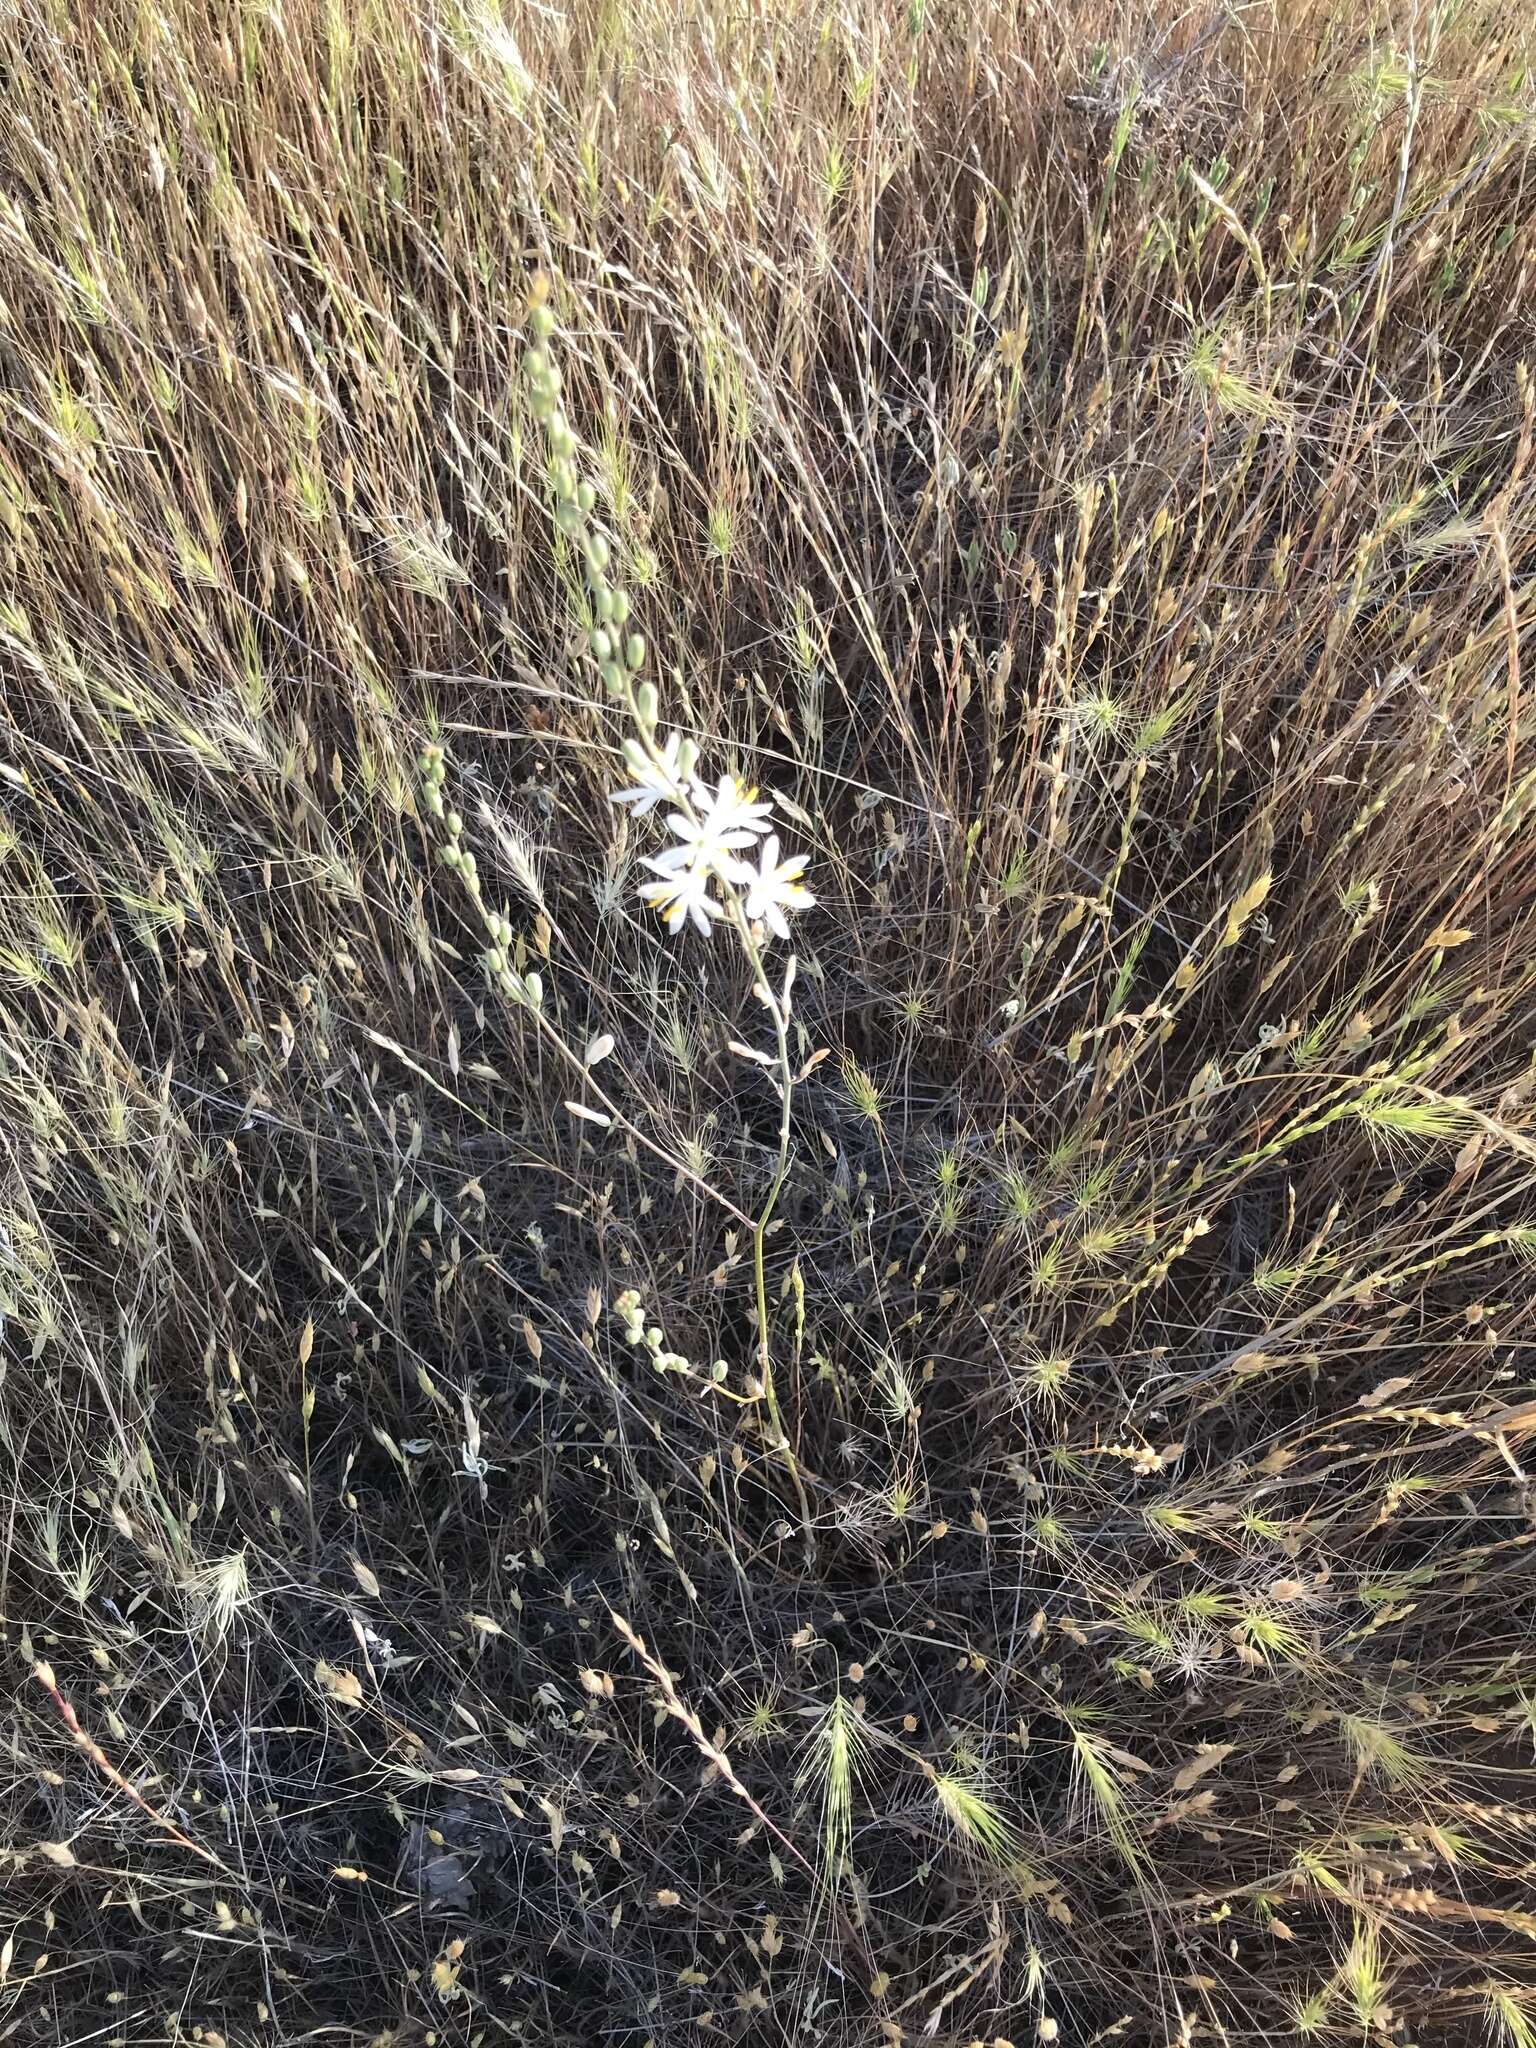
644, 845, 695, 875
564, 1100, 613, 1127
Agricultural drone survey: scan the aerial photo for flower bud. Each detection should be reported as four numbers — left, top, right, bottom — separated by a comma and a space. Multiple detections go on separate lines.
625, 632, 646, 672
529, 303, 555, 340
590, 627, 613, 662
635, 681, 659, 727
576, 480, 596, 515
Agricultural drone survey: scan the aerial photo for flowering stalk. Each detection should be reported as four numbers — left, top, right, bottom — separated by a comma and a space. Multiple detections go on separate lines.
520, 274, 815, 1547
417, 741, 752, 1227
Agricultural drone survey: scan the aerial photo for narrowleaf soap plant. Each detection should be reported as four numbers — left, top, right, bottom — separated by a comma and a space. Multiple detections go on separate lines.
12, 9, 1536, 2043
421, 276, 815, 1537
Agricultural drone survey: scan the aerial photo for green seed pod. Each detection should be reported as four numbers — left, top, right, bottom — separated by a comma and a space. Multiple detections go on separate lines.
625, 633, 646, 672
446, 810, 463, 836
635, 681, 659, 727
583, 532, 610, 574
609, 589, 630, 626
590, 627, 613, 662
440, 843, 462, 868
556, 499, 584, 534
594, 586, 615, 622
600, 661, 625, 698
576, 480, 596, 515
522, 346, 548, 382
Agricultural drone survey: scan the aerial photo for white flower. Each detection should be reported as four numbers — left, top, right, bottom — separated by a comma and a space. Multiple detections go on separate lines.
741, 833, 816, 939
639, 856, 725, 936
362, 1623, 399, 1669
610, 732, 695, 816
651, 772, 772, 880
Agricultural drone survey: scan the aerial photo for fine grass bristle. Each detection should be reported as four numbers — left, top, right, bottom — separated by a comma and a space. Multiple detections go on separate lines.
1354, 1089, 1476, 1149
1488, 1984, 1536, 2048
2, 0, 1534, 2040
839, 1055, 886, 1134
1070, 1727, 1146, 1874
932, 1773, 1019, 1863
181, 1549, 252, 1642
801, 1692, 868, 1894
1338, 1712, 1432, 1789
1343, 1919, 1391, 2030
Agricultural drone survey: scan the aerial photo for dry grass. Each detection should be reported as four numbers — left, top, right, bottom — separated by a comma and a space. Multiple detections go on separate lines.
2, 0, 1535, 2041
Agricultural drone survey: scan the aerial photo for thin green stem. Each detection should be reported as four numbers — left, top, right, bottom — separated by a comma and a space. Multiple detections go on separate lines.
730, 907, 814, 1555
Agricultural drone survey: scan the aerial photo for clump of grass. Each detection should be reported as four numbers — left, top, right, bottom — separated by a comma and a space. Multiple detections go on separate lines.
1, 0, 1534, 2042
